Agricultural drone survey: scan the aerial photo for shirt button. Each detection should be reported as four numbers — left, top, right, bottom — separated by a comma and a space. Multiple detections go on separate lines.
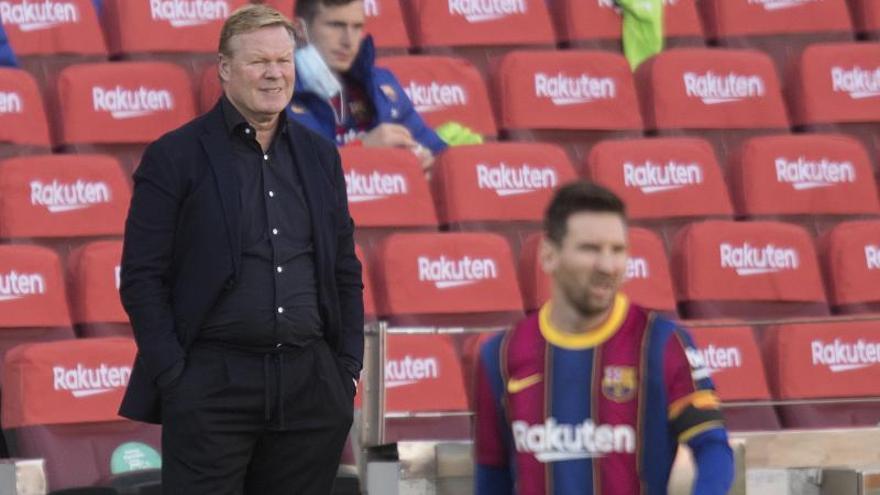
268, 191, 275, 198
272, 228, 279, 235
245, 128, 251, 134
263, 154, 269, 161
276, 343, 283, 348
277, 306, 284, 314
276, 266, 283, 273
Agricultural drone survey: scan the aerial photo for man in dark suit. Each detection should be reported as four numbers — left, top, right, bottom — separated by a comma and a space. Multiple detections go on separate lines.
118, 5, 363, 494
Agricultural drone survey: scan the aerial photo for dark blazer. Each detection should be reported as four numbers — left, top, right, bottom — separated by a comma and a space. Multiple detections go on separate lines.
118, 102, 364, 424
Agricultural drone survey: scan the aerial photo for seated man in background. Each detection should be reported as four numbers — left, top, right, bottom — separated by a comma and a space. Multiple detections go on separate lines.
288, 0, 447, 171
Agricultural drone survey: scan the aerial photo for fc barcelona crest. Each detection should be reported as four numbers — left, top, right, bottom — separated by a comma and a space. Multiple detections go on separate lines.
602, 366, 637, 403
380, 84, 398, 102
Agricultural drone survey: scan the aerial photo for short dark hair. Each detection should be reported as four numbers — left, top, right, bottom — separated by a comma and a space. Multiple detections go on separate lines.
295, 0, 361, 21
544, 181, 627, 245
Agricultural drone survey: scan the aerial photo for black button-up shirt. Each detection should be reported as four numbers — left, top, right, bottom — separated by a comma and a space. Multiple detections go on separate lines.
198, 97, 322, 348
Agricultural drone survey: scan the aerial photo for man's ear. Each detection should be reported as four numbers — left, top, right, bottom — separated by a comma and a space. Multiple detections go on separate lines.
540, 237, 559, 276
218, 53, 231, 83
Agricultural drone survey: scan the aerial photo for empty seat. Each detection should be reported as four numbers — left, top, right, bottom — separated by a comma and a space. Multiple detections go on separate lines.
0, 245, 75, 359
402, 0, 556, 74
198, 62, 221, 114
55, 62, 196, 172
585, 137, 734, 246
378, 55, 497, 139
496, 49, 643, 164
787, 42, 880, 169
763, 320, 880, 428
698, 0, 853, 78
431, 142, 576, 255
550, 0, 705, 51
2, 337, 161, 491
67, 240, 130, 338
688, 323, 779, 431
519, 227, 678, 316
0, 154, 130, 259
671, 220, 829, 319
635, 48, 790, 167
730, 134, 880, 234
819, 220, 880, 314
849, 0, 880, 39
0, 67, 50, 157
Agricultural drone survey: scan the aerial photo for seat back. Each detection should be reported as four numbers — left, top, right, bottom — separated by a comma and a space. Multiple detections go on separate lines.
0, 68, 51, 156
819, 220, 880, 314
67, 240, 130, 337
849, 0, 880, 39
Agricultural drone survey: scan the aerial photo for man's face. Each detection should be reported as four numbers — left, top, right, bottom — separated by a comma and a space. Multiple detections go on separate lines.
304, 1, 365, 74
542, 212, 629, 318
219, 25, 295, 122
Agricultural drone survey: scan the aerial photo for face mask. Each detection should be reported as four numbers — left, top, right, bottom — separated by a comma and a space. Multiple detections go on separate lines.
296, 44, 342, 100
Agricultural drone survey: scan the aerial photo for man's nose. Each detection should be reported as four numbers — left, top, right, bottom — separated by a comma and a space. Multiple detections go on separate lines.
264, 62, 282, 78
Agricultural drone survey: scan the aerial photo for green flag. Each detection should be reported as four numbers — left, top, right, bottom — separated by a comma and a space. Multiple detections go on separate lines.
616, 0, 664, 70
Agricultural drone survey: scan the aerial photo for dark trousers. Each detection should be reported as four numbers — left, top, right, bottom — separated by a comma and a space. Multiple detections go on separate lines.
160, 340, 355, 495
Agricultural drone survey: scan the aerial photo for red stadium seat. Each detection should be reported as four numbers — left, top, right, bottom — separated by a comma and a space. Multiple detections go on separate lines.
495, 49, 643, 164
378, 55, 497, 139
584, 137, 734, 247
848, 0, 880, 39
698, 0, 853, 78
55, 62, 196, 173
688, 324, 780, 431
519, 228, 678, 317
0, 154, 130, 259
355, 244, 377, 323
763, 320, 880, 428
671, 220, 829, 319
67, 240, 130, 338
635, 48, 790, 167
198, 63, 222, 114
787, 42, 880, 169
102, 0, 248, 80
2, 338, 161, 491
818, 220, 880, 314
0, 67, 50, 157
402, 0, 556, 74
431, 142, 576, 255
730, 134, 880, 235
0, 245, 75, 360
550, 0, 705, 51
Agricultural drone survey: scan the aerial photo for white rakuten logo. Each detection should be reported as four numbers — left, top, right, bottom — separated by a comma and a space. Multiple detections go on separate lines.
623, 160, 703, 194
417, 255, 497, 289
345, 169, 407, 203
535, 72, 616, 106
775, 156, 856, 190
720, 242, 799, 276
363, 0, 378, 16
149, 0, 229, 28
695, 345, 743, 376
684, 347, 712, 380
403, 81, 467, 114
476, 163, 557, 197
385, 355, 438, 388
53, 363, 131, 398
448, 0, 526, 23
512, 419, 635, 463
0, 91, 23, 114
598, 0, 678, 8
625, 257, 648, 280
0, 0, 78, 32
0, 270, 45, 302
867, 245, 880, 270
115, 265, 121, 290
748, 0, 819, 11
683, 71, 765, 105
831, 66, 880, 100
812, 339, 880, 372
92, 86, 174, 120
30, 179, 112, 213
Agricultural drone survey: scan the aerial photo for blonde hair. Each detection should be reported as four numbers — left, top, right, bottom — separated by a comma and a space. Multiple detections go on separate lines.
218, 4, 295, 57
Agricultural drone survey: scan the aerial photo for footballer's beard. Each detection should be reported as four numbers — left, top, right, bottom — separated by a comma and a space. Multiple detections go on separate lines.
561, 273, 620, 320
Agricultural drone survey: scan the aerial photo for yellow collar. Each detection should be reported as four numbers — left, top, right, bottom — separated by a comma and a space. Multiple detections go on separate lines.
539, 294, 630, 350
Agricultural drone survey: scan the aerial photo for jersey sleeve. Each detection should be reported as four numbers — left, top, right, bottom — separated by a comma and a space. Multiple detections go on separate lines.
474, 334, 514, 495
663, 327, 726, 443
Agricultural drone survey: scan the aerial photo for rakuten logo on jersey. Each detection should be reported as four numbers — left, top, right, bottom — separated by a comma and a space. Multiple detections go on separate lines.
623, 160, 703, 194
0, 0, 79, 32
417, 255, 497, 289
775, 156, 856, 190
92, 86, 174, 120
403, 81, 467, 114
149, 0, 229, 28
866, 245, 880, 270
0, 270, 45, 302
0, 91, 23, 114
53, 363, 131, 398
448, 0, 526, 23
476, 162, 557, 197
345, 169, 408, 203
683, 71, 765, 105
625, 257, 648, 280
812, 339, 880, 372
30, 179, 112, 213
385, 355, 438, 388
831, 66, 880, 100
719, 242, 800, 276
534, 72, 616, 106
512, 418, 635, 462
693, 345, 743, 376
